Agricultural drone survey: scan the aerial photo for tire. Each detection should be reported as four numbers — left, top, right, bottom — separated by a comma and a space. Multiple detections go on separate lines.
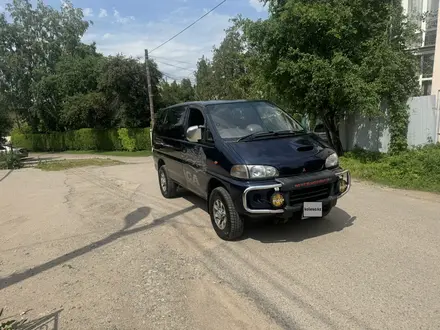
158, 165, 177, 198
209, 187, 244, 240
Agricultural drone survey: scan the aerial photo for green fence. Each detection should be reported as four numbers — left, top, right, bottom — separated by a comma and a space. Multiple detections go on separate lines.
11, 128, 151, 152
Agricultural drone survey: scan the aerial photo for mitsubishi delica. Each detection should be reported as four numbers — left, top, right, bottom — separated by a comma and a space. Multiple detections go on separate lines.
152, 100, 351, 240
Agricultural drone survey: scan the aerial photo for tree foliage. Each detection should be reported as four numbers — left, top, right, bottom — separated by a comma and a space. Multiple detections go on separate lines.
0, 0, 420, 156
193, 0, 419, 154
0, 0, 90, 131
0, 0, 162, 133
239, 0, 419, 154
160, 78, 195, 107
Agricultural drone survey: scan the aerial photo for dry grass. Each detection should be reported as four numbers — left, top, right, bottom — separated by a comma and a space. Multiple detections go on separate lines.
36, 158, 124, 171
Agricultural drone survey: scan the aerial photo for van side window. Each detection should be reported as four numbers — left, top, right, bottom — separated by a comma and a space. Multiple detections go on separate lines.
155, 109, 167, 136
187, 108, 205, 128
164, 106, 186, 139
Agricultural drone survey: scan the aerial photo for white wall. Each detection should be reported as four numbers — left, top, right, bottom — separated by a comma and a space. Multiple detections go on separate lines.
340, 95, 439, 152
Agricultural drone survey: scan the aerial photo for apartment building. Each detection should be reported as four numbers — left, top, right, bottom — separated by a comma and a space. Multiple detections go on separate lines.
401, 0, 440, 95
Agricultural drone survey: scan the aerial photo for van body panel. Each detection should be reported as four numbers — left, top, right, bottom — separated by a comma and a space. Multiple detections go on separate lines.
152, 100, 350, 221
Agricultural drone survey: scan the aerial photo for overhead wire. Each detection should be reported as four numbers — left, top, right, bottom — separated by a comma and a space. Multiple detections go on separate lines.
150, 55, 195, 66
154, 60, 195, 73
149, 0, 227, 54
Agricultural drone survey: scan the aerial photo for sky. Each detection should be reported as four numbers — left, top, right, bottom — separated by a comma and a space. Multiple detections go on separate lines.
1, 0, 268, 82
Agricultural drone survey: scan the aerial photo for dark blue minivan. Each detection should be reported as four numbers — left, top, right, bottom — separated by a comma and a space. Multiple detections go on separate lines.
152, 100, 350, 240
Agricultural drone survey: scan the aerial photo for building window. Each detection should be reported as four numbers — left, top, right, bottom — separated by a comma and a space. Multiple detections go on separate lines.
424, 30, 437, 46
407, 0, 423, 29
422, 80, 432, 95
426, 0, 439, 29
422, 54, 434, 78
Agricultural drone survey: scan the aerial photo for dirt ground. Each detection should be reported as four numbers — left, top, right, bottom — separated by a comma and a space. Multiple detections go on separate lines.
1, 154, 440, 330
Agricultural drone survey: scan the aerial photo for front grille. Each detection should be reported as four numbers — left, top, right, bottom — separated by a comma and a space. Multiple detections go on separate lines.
289, 184, 331, 205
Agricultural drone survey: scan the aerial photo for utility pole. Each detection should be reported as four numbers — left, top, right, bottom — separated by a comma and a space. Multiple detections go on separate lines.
145, 49, 155, 130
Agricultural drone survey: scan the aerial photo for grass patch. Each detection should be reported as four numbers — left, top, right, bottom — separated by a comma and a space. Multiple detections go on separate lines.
340, 144, 440, 193
61, 150, 152, 157
36, 158, 124, 171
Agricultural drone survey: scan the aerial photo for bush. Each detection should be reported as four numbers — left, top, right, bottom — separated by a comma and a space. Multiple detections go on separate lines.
0, 151, 23, 170
341, 143, 440, 193
118, 128, 151, 151
118, 128, 136, 151
134, 128, 151, 150
11, 128, 151, 152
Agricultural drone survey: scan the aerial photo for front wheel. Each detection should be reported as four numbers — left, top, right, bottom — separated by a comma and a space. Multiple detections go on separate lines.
209, 187, 244, 240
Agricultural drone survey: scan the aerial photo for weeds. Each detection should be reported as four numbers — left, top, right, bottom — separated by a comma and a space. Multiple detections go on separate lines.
341, 144, 440, 193
0, 151, 23, 170
36, 158, 123, 171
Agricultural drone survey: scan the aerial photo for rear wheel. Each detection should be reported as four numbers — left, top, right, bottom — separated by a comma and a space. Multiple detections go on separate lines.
158, 165, 177, 198
209, 187, 244, 240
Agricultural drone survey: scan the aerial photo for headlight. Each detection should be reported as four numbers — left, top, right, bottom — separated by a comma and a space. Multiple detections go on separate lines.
325, 153, 339, 168
230, 165, 279, 179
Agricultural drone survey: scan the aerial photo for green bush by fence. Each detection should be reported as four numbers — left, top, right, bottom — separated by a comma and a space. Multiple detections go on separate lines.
11, 128, 151, 152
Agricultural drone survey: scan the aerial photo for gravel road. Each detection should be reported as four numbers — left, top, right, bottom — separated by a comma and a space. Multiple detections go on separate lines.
1, 154, 440, 329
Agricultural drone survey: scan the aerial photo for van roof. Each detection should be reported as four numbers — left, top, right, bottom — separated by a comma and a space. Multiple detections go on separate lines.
164, 99, 261, 109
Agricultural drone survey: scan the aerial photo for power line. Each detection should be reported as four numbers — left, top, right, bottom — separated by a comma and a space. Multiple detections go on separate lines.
162, 71, 196, 83
149, 0, 227, 54
155, 60, 195, 72
150, 55, 195, 66
162, 71, 186, 81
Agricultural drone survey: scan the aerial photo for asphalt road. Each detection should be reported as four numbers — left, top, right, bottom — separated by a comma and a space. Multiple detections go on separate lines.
1, 155, 439, 329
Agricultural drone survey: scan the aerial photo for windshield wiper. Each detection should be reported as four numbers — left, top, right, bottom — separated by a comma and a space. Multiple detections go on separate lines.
237, 130, 304, 142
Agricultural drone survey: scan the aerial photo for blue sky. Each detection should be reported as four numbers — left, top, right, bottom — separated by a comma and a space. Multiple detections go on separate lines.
1, 0, 268, 81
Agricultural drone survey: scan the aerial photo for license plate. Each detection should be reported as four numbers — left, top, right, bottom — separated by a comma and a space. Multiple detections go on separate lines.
302, 202, 323, 218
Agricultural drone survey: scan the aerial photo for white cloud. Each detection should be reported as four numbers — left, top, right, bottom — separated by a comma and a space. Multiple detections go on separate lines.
99, 8, 108, 18
249, 0, 265, 12
83, 9, 232, 83
83, 8, 93, 17
113, 9, 135, 24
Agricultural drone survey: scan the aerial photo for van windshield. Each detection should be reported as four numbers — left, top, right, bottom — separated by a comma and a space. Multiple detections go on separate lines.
206, 101, 305, 140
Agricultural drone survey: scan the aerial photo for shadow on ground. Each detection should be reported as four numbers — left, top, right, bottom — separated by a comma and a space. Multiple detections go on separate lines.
180, 190, 356, 243
0, 169, 13, 182
0, 205, 196, 291
243, 208, 356, 243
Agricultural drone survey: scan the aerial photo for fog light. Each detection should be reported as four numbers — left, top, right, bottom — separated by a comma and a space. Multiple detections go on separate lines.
271, 192, 285, 208
339, 179, 348, 193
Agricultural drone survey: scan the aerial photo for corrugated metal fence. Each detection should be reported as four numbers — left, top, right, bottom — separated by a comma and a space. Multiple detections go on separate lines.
340, 95, 440, 153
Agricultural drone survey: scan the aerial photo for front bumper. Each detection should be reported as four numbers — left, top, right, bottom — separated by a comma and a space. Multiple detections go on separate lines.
240, 169, 351, 216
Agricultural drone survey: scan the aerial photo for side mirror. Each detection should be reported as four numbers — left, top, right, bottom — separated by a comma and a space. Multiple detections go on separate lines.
186, 125, 202, 142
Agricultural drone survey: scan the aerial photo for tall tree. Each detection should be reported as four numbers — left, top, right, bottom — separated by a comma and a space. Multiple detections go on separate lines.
33, 49, 104, 131
98, 55, 162, 128
159, 78, 195, 107
180, 78, 195, 102
0, 0, 90, 131
243, 0, 419, 154
195, 56, 215, 100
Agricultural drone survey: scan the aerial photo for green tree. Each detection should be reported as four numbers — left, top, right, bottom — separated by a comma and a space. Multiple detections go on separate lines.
0, 0, 90, 132
195, 56, 215, 100
33, 49, 104, 131
98, 55, 162, 128
0, 108, 12, 143
243, 0, 419, 154
160, 78, 195, 107
180, 78, 195, 101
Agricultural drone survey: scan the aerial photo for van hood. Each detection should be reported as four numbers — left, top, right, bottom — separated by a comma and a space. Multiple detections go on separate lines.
227, 133, 334, 176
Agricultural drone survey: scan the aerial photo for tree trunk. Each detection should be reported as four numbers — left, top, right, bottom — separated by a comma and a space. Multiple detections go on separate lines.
323, 113, 344, 156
